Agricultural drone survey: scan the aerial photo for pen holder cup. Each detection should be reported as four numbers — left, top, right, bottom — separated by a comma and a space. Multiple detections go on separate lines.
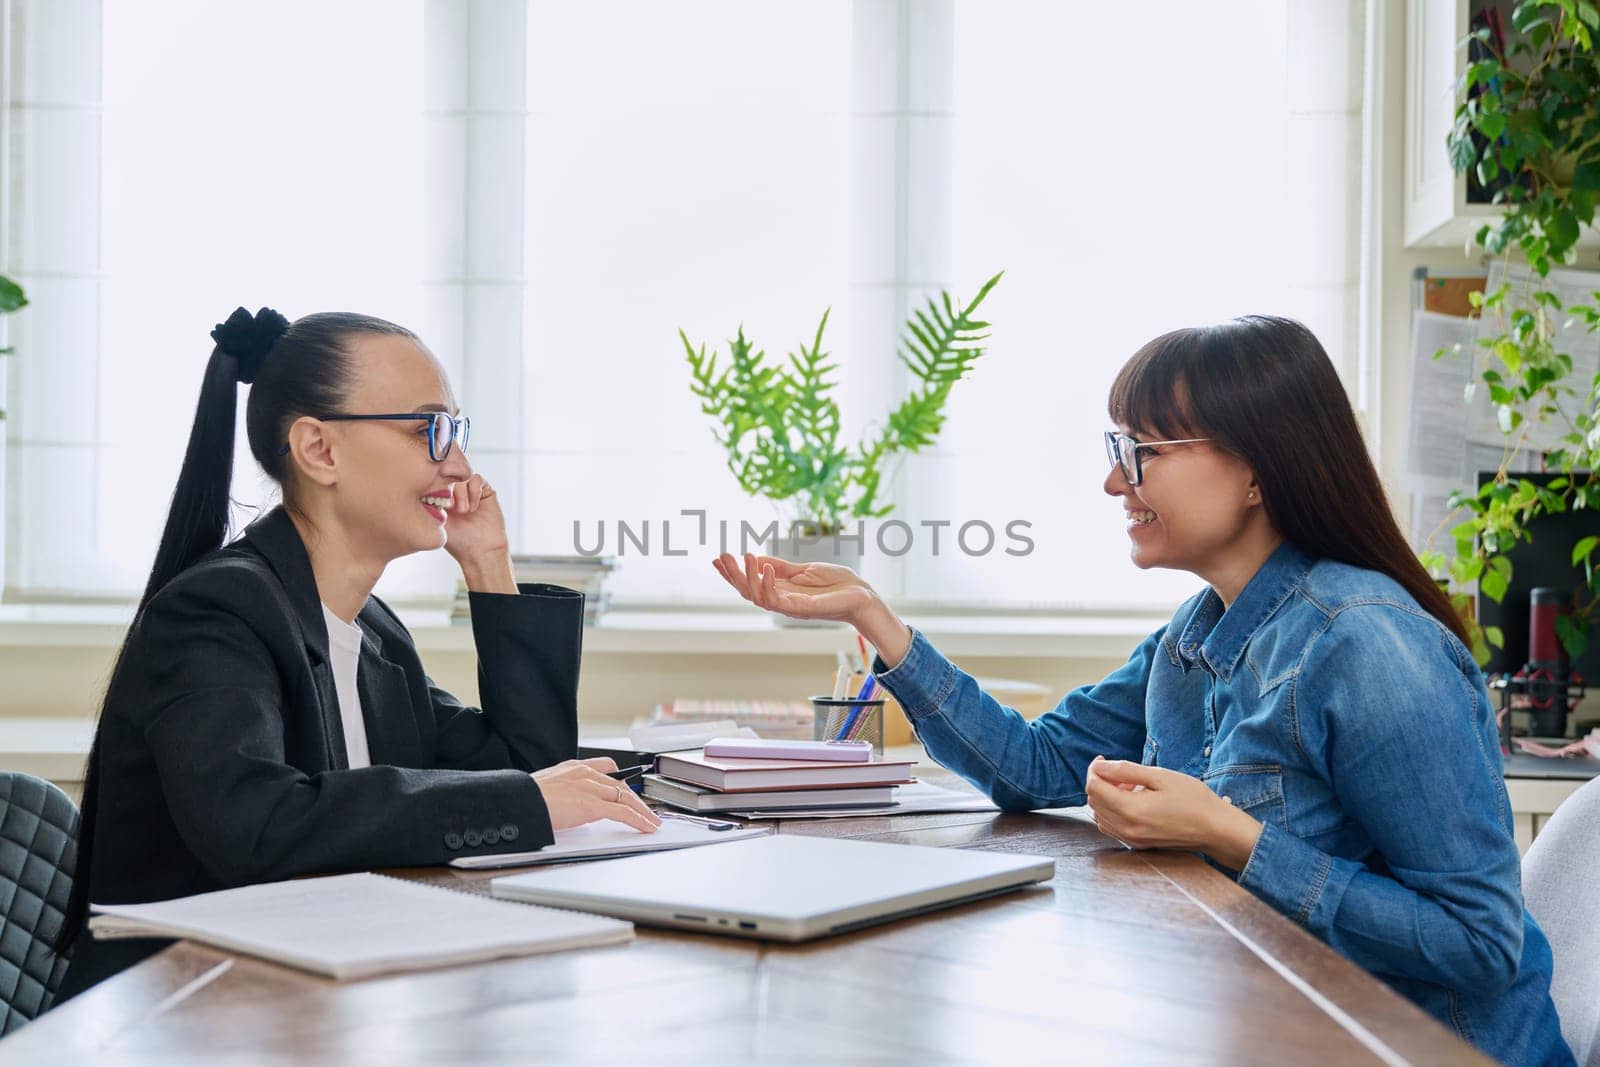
811, 697, 887, 758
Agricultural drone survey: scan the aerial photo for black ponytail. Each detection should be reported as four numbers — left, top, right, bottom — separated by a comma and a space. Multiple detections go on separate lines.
61, 309, 414, 953
138, 346, 249, 610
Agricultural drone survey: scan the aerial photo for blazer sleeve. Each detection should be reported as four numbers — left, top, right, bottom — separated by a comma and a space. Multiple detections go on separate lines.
136, 579, 555, 884
404, 582, 584, 773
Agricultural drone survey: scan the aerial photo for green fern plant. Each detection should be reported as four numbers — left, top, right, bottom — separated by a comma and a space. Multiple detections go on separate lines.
681, 271, 1003, 530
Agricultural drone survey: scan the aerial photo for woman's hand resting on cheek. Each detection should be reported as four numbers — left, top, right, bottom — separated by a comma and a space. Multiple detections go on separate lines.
532, 758, 662, 834
442, 473, 517, 592
1084, 756, 1263, 870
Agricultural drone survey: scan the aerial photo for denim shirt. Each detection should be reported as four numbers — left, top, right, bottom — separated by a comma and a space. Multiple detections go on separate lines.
877, 542, 1571, 1065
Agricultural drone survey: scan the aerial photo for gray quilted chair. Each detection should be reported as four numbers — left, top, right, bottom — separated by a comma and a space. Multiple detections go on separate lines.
0, 772, 78, 1034
1523, 774, 1600, 1067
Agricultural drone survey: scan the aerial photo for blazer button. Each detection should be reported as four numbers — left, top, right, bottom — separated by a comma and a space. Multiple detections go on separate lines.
463, 829, 483, 848
483, 827, 501, 845
501, 824, 519, 842
444, 832, 464, 850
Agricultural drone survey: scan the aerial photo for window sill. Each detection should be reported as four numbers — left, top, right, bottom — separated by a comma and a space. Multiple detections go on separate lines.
0, 602, 1164, 659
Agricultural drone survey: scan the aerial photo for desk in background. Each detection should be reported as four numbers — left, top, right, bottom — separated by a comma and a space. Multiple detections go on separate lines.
1504, 751, 1600, 853
4, 779, 1484, 1064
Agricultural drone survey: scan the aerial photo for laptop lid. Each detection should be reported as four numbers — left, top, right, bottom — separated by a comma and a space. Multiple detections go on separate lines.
489, 835, 1054, 942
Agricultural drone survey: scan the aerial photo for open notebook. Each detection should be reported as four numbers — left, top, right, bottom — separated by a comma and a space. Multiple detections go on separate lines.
89, 872, 633, 980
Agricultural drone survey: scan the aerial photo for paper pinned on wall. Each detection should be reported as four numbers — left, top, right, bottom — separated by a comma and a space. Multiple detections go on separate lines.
1403, 308, 1542, 554
1406, 310, 1481, 484
1467, 261, 1600, 452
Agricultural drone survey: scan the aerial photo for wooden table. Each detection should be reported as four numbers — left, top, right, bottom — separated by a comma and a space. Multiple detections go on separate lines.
5, 808, 1485, 1064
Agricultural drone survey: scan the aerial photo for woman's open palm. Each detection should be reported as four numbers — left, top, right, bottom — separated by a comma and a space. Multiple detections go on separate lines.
713, 552, 878, 623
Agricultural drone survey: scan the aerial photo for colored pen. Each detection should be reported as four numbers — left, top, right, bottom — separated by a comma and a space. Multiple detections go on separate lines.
834, 674, 877, 741
846, 678, 879, 740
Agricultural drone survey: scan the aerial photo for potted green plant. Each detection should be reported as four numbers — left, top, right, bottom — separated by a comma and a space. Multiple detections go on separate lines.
680, 271, 1003, 575
1427, 1, 1600, 666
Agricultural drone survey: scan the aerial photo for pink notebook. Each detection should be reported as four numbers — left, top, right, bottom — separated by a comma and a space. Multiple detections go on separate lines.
657, 749, 916, 793
702, 738, 873, 762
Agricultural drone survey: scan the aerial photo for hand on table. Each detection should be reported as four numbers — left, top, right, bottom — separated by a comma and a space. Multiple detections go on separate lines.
532, 758, 662, 834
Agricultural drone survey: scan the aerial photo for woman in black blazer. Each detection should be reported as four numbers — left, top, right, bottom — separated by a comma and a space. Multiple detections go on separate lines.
57, 307, 658, 997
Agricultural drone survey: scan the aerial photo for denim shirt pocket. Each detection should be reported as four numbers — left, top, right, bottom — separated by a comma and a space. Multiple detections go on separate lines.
1202, 763, 1288, 832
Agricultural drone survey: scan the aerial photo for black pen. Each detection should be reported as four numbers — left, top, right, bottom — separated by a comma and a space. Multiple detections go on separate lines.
657, 810, 740, 831
606, 763, 652, 781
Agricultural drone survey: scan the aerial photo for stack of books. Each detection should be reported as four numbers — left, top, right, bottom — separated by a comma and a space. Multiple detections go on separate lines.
451, 554, 617, 625
641, 742, 916, 815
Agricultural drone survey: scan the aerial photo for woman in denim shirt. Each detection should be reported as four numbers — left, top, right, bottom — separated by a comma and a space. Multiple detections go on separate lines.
714, 316, 1571, 1065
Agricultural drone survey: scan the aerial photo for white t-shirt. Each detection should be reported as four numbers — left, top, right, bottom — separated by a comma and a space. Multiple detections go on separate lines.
321, 603, 372, 770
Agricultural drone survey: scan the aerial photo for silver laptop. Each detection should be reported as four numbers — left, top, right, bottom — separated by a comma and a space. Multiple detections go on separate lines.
489, 834, 1054, 942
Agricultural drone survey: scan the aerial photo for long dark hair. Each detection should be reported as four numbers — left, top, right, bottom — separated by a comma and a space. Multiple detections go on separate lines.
61, 311, 416, 951
1108, 315, 1468, 645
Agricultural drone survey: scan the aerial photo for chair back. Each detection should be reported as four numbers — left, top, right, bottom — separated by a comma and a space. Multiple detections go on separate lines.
1523, 774, 1600, 1066
0, 772, 79, 1034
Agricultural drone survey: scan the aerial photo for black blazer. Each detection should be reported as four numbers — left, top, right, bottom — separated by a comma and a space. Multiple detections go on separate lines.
61, 506, 581, 994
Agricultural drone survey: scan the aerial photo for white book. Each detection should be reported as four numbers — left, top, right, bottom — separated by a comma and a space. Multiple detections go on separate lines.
88, 872, 633, 980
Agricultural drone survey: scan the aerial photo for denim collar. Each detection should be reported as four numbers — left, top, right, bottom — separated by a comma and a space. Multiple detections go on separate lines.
1174, 541, 1315, 682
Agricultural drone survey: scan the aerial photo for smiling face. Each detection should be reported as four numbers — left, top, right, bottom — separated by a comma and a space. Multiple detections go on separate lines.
1103, 426, 1261, 576
313, 333, 472, 561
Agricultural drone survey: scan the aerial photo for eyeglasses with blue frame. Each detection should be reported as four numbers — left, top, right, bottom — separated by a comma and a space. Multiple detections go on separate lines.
277, 411, 471, 463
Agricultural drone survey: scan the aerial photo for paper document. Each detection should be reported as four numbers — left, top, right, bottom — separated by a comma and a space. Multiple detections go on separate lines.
1468, 262, 1600, 451
1404, 308, 1541, 552
732, 780, 1000, 820
448, 817, 771, 869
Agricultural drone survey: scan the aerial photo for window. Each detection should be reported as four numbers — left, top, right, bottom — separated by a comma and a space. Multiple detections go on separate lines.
8, 0, 1362, 616
898, 0, 1359, 609
517, 0, 854, 604
11, 1, 426, 598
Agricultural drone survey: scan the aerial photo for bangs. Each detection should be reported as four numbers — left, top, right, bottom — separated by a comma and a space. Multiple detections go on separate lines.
1106, 327, 1210, 440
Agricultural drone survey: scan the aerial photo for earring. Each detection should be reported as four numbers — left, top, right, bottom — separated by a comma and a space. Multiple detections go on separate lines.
1247, 491, 1256, 500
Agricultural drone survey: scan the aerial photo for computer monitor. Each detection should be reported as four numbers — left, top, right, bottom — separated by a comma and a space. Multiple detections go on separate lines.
1474, 471, 1600, 681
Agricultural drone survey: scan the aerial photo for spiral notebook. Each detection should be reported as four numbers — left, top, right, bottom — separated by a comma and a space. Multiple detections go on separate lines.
88, 872, 633, 980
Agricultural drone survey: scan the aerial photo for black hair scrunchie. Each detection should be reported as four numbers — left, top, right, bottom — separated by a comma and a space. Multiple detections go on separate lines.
211, 306, 290, 384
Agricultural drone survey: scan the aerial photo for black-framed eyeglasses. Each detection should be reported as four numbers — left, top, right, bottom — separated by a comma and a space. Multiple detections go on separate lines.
277, 411, 471, 462
1104, 430, 1210, 487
